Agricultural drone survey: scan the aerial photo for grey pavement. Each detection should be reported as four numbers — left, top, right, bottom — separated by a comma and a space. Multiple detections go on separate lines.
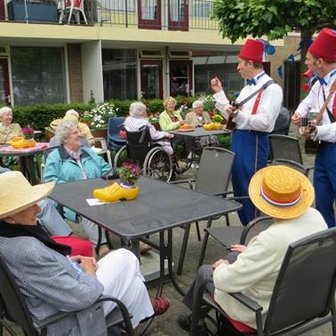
3, 130, 333, 335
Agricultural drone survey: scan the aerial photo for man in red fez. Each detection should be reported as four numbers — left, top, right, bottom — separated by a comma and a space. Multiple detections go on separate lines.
292, 28, 336, 228
210, 39, 283, 225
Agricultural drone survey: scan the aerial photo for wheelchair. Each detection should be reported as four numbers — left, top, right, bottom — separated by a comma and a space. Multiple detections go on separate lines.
114, 127, 174, 182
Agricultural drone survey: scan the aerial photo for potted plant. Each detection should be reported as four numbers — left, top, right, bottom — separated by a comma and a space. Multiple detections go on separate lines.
93, 162, 141, 203
116, 162, 142, 188
84, 102, 119, 129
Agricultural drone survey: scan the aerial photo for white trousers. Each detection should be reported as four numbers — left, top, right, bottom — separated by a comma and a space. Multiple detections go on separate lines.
97, 248, 154, 327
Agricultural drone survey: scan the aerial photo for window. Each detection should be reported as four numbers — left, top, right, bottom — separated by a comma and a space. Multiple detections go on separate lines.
190, 0, 213, 18
193, 50, 244, 97
168, 0, 188, 31
11, 47, 66, 106
100, 0, 135, 12
138, 0, 161, 29
102, 49, 137, 100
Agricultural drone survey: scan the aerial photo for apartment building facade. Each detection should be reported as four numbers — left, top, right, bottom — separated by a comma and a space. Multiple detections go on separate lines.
0, 0, 294, 107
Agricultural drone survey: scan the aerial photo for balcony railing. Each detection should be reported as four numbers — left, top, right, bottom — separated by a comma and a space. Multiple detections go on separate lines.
98, 0, 219, 31
3, 0, 219, 31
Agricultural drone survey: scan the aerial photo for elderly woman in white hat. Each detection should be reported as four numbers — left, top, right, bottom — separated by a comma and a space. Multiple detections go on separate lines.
0, 171, 156, 335
178, 165, 328, 335
125, 101, 174, 155
50, 109, 95, 145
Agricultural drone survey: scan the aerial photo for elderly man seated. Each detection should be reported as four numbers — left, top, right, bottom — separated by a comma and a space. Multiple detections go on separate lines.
125, 101, 174, 155
177, 165, 328, 335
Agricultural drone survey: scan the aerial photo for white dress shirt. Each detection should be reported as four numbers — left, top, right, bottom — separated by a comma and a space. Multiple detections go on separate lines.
214, 73, 283, 133
295, 69, 336, 142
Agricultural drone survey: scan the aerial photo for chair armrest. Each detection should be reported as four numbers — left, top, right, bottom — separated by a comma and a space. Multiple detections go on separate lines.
169, 179, 195, 189
97, 296, 134, 335
229, 292, 263, 313
213, 190, 234, 197
37, 296, 135, 335
36, 311, 71, 330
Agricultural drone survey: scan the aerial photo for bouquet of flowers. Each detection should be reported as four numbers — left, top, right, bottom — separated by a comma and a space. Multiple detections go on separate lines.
199, 95, 216, 113
148, 113, 160, 123
116, 162, 142, 186
84, 102, 119, 129
21, 127, 35, 139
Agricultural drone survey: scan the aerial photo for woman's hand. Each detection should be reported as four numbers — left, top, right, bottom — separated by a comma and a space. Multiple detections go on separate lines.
71, 255, 97, 275
230, 244, 247, 253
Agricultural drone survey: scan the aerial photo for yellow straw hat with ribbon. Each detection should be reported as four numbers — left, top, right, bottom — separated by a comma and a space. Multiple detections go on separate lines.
248, 165, 314, 219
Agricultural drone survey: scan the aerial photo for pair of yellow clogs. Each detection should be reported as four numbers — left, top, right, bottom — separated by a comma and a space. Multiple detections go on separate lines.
10, 137, 36, 149
93, 182, 140, 203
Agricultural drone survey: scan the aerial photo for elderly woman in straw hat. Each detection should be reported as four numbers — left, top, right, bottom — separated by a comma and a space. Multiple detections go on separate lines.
0, 171, 156, 335
177, 165, 328, 334
50, 109, 94, 145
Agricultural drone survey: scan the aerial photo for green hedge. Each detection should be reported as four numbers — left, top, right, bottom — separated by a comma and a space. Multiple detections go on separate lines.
11, 96, 200, 131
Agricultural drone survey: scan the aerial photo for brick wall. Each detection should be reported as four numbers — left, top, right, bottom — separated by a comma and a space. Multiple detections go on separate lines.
67, 44, 83, 102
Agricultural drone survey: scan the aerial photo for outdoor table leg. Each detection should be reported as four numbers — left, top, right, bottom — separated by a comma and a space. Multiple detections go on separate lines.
157, 230, 186, 297
197, 218, 213, 269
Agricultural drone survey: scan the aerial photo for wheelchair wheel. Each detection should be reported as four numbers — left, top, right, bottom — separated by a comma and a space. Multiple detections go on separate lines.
113, 145, 129, 168
143, 147, 173, 182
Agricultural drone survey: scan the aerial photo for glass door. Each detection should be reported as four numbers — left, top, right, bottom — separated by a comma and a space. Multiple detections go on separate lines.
0, 58, 11, 106
169, 60, 192, 97
140, 60, 163, 99
138, 0, 161, 29
168, 0, 188, 31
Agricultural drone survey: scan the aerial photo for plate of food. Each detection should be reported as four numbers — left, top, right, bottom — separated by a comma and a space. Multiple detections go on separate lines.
177, 124, 194, 132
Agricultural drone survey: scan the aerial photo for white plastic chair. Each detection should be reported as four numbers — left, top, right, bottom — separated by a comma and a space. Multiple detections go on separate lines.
92, 137, 112, 167
58, 0, 88, 24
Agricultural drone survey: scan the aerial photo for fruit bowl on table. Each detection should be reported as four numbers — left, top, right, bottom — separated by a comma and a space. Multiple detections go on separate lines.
203, 122, 223, 130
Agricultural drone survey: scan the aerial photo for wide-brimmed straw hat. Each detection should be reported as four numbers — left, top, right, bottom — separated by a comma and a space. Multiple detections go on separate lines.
248, 165, 314, 219
0, 171, 55, 219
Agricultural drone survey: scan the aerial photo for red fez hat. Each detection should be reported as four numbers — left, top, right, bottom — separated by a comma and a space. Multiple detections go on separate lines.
239, 39, 264, 63
308, 28, 336, 62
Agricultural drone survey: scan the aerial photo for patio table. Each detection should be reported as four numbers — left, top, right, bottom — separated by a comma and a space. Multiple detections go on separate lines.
0, 142, 48, 184
170, 127, 231, 168
49, 177, 242, 296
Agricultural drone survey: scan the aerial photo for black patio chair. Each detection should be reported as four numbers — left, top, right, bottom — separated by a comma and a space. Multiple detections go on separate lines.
191, 227, 336, 336
0, 256, 135, 336
268, 134, 313, 175
170, 146, 235, 275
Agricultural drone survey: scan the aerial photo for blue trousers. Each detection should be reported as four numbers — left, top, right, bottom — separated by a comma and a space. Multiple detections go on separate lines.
314, 142, 336, 228
231, 130, 269, 225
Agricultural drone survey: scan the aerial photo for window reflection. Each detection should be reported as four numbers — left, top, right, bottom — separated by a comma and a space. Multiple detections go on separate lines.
140, 0, 158, 20
103, 49, 137, 100
11, 47, 66, 106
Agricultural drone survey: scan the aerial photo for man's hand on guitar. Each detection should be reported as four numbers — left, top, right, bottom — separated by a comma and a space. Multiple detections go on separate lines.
291, 112, 302, 126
